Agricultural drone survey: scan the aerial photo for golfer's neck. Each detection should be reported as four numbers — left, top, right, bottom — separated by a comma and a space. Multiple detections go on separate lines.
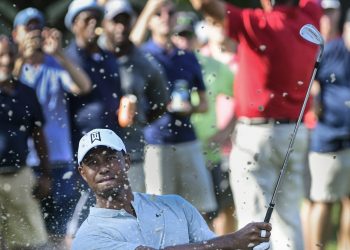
96, 190, 136, 216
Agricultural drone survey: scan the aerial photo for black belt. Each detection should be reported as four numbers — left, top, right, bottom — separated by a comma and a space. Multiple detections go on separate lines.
238, 117, 297, 125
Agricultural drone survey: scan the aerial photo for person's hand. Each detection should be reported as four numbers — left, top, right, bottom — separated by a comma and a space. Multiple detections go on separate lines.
232, 222, 272, 249
20, 30, 42, 58
167, 101, 193, 117
42, 28, 63, 56
32, 173, 52, 200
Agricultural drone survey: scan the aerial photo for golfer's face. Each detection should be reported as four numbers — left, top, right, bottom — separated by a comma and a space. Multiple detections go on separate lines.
79, 147, 129, 197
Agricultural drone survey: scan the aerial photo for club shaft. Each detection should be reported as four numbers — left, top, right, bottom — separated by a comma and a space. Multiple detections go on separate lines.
264, 60, 320, 223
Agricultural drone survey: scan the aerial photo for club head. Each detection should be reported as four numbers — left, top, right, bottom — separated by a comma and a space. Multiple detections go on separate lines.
300, 24, 324, 46
300, 24, 324, 61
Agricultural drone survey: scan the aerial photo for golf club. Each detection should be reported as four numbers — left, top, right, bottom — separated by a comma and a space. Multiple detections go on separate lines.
253, 24, 324, 250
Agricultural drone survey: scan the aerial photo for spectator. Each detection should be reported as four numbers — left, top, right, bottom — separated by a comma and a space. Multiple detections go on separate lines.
72, 128, 272, 250
100, 0, 168, 192
302, 1, 342, 249
320, 0, 341, 43
63, 0, 124, 247
64, 1, 169, 244
12, 7, 91, 247
64, 0, 123, 158
171, 11, 237, 235
0, 35, 50, 249
191, 0, 321, 249
308, 7, 350, 250
199, 16, 238, 74
131, 0, 217, 215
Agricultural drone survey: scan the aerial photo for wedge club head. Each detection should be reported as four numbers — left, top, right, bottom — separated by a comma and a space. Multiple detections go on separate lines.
300, 24, 324, 61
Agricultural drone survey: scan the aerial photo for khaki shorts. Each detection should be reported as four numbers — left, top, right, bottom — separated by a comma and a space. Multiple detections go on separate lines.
0, 167, 47, 249
309, 148, 350, 202
144, 140, 217, 212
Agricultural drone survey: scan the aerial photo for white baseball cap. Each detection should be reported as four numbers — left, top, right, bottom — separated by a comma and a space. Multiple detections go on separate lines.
77, 128, 126, 165
321, 0, 340, 9
104, 0, 134, 20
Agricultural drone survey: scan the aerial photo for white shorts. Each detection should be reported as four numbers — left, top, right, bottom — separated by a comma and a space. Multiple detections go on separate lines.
144, 140, 217, 212
230, 123, 307, 250
309, 148, 350, 202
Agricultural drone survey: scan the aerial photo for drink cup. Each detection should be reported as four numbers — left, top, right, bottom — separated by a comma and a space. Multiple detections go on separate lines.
118, 94, 137, 127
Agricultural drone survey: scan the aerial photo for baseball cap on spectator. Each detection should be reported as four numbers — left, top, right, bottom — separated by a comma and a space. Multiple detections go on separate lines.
172, 12, 197, 36
104, 0, 135, 20
77, 128, 127, 165
65, 0, 104, 31
321, 0, 340, 9
13, 8, 45, 29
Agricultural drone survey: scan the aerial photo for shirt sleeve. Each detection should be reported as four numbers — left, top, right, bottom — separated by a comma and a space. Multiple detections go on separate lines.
72, 228, 140, 250
299, 0, 322, 27
59, 69, 76, 93
174, 196, 216, 242
224, 3, 244, 42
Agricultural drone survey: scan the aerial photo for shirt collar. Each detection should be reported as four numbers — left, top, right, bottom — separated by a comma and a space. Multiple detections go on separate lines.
144, 39, 179, 57
89, 192, 140, 218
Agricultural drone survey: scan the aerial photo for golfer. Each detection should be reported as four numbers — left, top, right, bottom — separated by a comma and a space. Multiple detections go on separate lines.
72, 128, 271, 249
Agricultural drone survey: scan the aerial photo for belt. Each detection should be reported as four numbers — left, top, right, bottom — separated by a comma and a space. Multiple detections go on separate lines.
237, 117, 297, 125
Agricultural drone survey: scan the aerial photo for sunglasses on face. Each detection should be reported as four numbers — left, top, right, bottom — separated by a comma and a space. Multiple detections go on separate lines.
177, 31, 194, 38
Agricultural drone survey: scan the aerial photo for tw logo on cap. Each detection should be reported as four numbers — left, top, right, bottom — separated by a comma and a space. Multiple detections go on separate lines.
90, 131, 101, 143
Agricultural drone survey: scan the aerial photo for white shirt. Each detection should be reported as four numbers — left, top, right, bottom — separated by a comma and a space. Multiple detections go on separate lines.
72, 192, 216, 250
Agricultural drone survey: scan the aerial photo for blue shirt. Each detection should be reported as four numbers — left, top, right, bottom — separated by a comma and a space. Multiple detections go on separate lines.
0, 80, 44, 170
141, 40, 206, 144
20, 55, 74, 165
311, 38, 350, 152
72, 193, 215, 250
65, 42, 122, 151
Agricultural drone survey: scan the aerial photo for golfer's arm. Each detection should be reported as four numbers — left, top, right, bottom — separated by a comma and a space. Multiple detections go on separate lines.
134, 234, 236, 250
189, 0, 226, 23
164, 234, 235, 250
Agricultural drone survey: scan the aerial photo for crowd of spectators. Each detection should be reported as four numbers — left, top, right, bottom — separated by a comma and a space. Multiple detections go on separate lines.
0, 0, 349, 249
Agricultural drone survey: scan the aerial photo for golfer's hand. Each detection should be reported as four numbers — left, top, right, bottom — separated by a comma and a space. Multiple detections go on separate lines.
233, 222, 271, 249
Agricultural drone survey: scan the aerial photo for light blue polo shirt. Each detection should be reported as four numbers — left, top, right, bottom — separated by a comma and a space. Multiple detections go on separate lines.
72, 193, 216, 250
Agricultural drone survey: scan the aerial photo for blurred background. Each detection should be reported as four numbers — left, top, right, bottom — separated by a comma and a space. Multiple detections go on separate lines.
1, 0, 348, 37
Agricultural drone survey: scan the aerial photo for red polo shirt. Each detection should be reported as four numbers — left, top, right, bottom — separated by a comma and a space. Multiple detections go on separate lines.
225, 0, 322, 119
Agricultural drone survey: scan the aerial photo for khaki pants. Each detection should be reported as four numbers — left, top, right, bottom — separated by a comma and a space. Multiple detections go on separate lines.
0, 167, 47, 249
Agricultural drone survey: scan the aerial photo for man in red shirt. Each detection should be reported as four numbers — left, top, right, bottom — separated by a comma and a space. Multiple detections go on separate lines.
191, 0, 321, 249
